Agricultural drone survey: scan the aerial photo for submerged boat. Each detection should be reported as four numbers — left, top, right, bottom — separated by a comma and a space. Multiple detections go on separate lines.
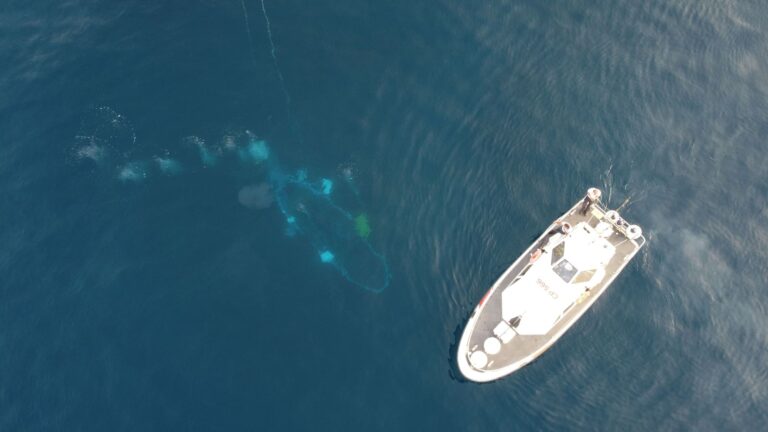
457, 188, 645, 382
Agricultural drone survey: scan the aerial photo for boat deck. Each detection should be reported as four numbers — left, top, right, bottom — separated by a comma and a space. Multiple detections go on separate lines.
466, 202, 644, 373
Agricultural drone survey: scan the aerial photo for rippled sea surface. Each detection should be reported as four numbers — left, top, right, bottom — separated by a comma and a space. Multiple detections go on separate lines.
2, 0, 767, 430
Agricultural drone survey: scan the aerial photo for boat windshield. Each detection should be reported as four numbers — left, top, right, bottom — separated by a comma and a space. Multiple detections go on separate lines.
572, 269, 597, 284
551, 242, 565, 264
553, 259, 578, 283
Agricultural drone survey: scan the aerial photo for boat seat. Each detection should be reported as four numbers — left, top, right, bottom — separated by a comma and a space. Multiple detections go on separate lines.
493, 320, 516, 343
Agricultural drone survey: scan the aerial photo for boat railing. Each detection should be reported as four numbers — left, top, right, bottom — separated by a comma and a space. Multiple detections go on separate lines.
584, 199, 645, 248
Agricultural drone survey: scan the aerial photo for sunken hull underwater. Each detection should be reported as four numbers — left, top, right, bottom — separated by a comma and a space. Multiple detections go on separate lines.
457, 188, 645, 382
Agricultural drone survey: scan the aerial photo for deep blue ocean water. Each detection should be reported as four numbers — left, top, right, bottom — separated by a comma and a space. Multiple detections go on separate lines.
2, 0, 767, 430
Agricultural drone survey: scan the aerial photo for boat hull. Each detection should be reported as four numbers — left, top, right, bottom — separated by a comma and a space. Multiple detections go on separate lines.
457, 193, 644, 382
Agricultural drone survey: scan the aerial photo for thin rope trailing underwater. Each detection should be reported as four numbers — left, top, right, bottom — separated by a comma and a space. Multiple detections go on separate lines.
240, 0, 256, 63
259, 0, 290, 107
240, 0, 292, 115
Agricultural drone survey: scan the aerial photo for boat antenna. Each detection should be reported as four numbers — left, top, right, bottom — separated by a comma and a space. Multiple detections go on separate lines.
616, 196, 631, 212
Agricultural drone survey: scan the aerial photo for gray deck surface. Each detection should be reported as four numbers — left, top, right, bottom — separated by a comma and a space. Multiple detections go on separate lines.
468, 202, 644, 372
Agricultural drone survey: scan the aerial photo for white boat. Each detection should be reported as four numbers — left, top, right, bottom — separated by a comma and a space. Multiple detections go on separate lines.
457, 188, 645, 382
